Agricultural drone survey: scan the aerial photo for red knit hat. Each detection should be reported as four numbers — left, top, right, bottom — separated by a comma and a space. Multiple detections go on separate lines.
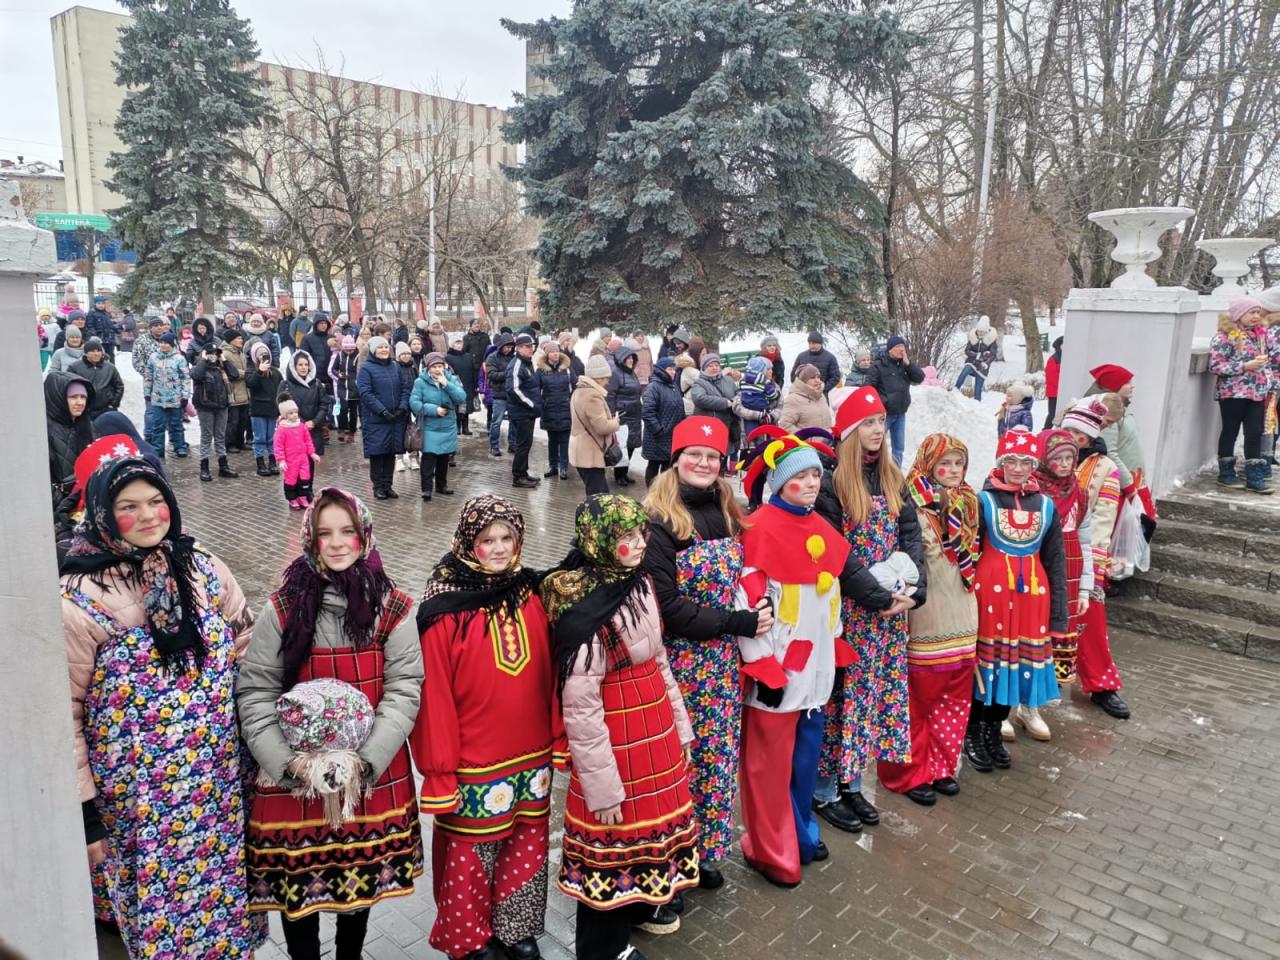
1089, 363, 1134, 392
995, 426, 1041, 462
672, 416, 729, 457
834, 387, 886, 442
73, 434, 141, 508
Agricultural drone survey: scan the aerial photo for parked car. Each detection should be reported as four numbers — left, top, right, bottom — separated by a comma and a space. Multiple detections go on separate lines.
216, 298, 278, 321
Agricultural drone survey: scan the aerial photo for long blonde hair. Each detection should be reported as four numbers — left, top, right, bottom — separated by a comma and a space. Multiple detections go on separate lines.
643, 467, 748, 541
832, 430, 905, 527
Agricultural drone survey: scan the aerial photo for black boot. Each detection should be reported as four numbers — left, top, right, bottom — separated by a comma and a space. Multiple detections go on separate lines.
267, 454, 280, 476
217, 456, 239, 479
256, 456, 271, 477
841, 788, 879, 825
1090, 690, 1131, 719
963, 723, 993, 772
984, 721, 1012, 769
199, 458, 212, 482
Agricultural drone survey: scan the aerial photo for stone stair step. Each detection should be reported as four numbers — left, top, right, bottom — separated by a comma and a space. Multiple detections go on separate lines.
1155, 517, 1280, 562
1107, 595, 1280, 661
1125, 570, 1280, 624
1159, 488, 1280, 534
1143, 542, 1280, 593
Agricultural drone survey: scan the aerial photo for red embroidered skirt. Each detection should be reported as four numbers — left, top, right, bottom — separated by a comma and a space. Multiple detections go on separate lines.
1054, 529, 1084, 682
247, 645, 424, 918
558, 658, 699, 909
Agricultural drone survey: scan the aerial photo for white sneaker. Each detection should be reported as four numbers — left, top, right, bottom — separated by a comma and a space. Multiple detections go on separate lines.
1001, 719, 1016, 742
1014, 705, 1051, 741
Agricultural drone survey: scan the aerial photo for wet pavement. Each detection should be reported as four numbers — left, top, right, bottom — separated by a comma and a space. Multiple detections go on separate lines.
97, 425, 1280, 959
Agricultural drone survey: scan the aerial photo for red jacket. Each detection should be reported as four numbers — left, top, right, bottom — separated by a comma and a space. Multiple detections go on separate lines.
411, 590, 565, 840
1044, 355, 1061, 399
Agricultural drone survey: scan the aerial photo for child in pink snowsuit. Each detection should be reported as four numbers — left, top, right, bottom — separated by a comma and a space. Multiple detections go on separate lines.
273, 398, 319, 509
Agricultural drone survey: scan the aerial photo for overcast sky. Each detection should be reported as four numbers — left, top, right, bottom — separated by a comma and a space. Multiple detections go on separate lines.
0, 0, 570, 166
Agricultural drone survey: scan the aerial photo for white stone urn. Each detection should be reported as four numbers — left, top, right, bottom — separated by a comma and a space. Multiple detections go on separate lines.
1087, 206, 1195, 289
1196, 237, 1274, 297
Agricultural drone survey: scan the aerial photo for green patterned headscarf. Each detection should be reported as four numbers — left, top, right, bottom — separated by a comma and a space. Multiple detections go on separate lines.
542, 494, 651, 695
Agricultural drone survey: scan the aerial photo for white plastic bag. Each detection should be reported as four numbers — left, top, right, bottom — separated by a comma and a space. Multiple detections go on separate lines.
615, 424, 631, 467
1108, 494, 1150, 580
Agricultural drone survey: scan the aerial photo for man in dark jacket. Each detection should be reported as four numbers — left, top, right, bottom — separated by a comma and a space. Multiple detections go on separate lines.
485, 332, 516, 456
300, 313, 334, 391
867, 335, 925, 465
506, 333, 542, 487
640, 358, 685, 483
463, 317, 491, 377
607, 346, 644, 486
85, 295, 117, 361
190, 341, 237, 481
790, 331, 841, 395
445, 335, 477, 436
69, 337, 125, 419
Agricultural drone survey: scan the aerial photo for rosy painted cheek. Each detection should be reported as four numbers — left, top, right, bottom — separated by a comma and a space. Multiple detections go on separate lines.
475, 544, 489, 560
787, 481, 802, 493
116, 514, 136, 533
618, 544, 630, 558
350, 536, 362, 550
156, 506, 170, 524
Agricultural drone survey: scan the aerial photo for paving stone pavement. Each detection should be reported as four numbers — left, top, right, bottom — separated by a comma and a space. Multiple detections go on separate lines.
96, 427, 1280, 959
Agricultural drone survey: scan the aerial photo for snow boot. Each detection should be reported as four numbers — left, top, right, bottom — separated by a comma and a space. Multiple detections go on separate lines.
963, 723, 993, 773
1244, 459, 1273, 495
984, 721, 1012, 769
1263, 433, 1278, 467
217, 456, 239, 479
1217, 457, 1244, 488
255, 456, 271, 477
199, 458, 213, 482
268, 455, 280, 476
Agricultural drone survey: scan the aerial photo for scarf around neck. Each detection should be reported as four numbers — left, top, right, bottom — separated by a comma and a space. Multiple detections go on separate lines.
906, 434, 979, 590
62, 457, 204, 673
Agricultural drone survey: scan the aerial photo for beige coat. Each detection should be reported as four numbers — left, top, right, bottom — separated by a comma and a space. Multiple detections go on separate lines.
64, 554, 254, 802
560, 590, 693, 811
221, 341, 251, 406
778, 379, 833, 433
237, 589, 423, 782
569, 377, 620, 469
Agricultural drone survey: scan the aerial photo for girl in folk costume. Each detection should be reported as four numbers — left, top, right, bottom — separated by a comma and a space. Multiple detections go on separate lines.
1032, 430, 1096, 711
877, 435, 979, 804
735, 435, 852, 887
642, 416, 771, 893
964, 428, 1068, 772
814, 387, 926, 834
412, 496, 562, 960
62, 456, 266, 958
237, 489, 424, 960
1060, 399, 1131, 721
542, 495, 699, 960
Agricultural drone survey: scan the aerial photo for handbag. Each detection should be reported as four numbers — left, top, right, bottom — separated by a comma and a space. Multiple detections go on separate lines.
575, 405, 623, 466
404, 419, 423, 453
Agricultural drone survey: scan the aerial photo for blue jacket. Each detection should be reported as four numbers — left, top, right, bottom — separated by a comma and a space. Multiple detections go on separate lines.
356, 355, 411, 456
410, 367, 467, 455
506, 354, 542, 421
641, 365, 686, 462
536, 353, 576, 432
144, 350, 190, 408
997, 397, 1035, 437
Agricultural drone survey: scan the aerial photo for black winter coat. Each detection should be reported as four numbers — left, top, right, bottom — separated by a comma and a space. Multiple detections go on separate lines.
813, 457, 928, 611
86, 307, 116, 348
790, 346, 842, 394
301, 321, 334, 383
280, 355, 332, 427
190, 358, 231, 410
868, 353, 925, 415
68, 356, 124, 416
44, 371, 96, 503
644, 483, 760, 641
607, 348, 644, 433
535, 354, 575, 432
640, 366, 685, 462
446, 347, 477, 401
330, 352, 359, 402
506, 355, 542, 422
485, 334, 515, 401
463, 330, 491, 383
185, 318, 218, 364
245, 366, 283, 418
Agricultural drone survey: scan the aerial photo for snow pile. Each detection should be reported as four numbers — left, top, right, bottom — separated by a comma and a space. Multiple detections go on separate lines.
902, 384, 999, 484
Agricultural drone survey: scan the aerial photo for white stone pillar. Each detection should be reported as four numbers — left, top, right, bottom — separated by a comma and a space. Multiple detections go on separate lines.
0, 179, 97, 958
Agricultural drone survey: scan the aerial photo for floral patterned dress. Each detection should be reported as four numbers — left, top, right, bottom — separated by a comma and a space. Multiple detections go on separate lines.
68, 552, 266, 959
820, 496, 911, 782
663, 533, 744, 864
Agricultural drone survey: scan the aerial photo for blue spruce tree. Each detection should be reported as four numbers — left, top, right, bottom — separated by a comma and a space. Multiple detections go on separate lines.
107, 0, 267, 313
504, 1, 914, 340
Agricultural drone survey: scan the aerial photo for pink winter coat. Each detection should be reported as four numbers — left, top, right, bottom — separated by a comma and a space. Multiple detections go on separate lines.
273, 418, 316, 484
559, 583, 693, 812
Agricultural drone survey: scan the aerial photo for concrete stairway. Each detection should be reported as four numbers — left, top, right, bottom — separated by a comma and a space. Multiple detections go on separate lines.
1107, 476, 1280, 661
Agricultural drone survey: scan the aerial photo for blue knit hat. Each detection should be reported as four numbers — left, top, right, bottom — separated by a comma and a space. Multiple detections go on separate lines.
767, 443, 823, 494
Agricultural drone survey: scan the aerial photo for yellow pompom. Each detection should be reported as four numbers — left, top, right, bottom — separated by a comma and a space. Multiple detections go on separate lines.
806, 534, 825, 561
763, 439, 786, 469
816, 571, 835, 595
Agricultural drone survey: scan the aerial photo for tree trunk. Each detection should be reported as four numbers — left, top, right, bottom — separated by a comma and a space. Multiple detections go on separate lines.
1017, 292, 1043, 373
199, 269, 214, 322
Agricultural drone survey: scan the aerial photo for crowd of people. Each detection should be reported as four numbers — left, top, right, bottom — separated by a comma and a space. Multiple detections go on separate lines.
33, 291, 1188, 960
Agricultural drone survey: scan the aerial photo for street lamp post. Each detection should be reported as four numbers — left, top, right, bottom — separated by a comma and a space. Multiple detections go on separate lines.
428, 168, 436, 326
